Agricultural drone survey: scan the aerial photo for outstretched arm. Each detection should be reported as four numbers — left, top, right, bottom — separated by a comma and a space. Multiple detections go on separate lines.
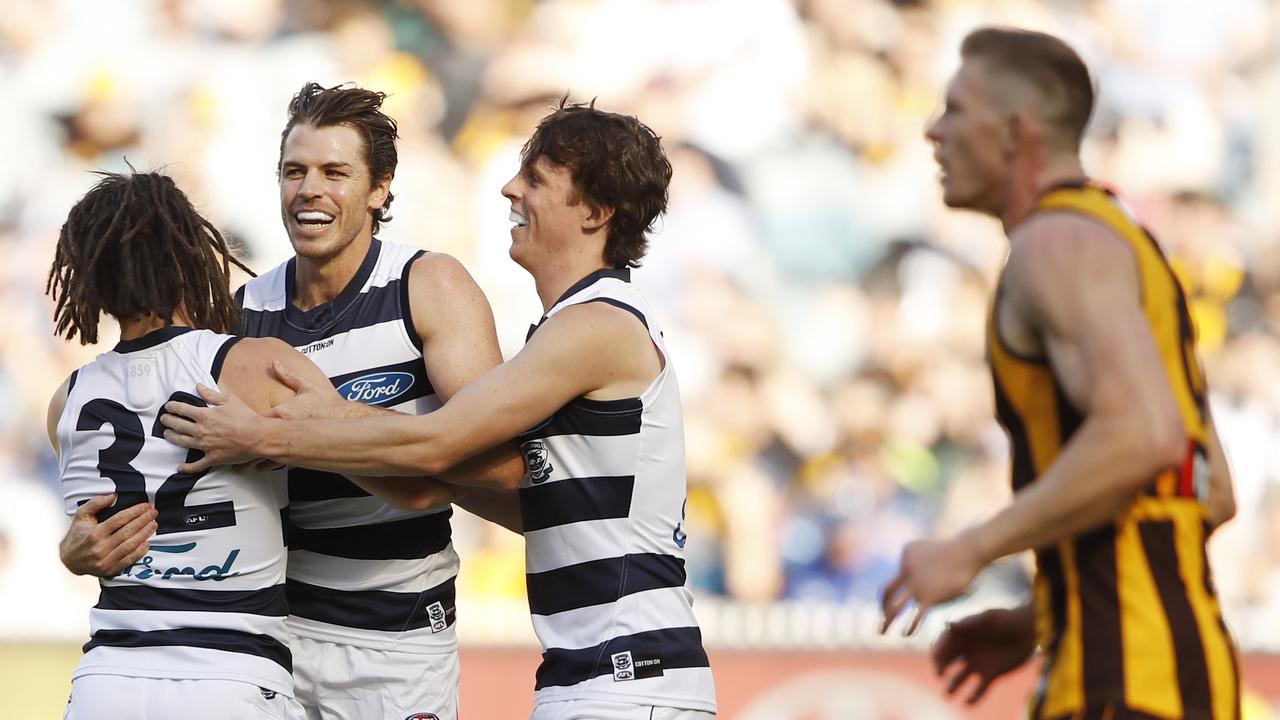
163, 302, 645, 478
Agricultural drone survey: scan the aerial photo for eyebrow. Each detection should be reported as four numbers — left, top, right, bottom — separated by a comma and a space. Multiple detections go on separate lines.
524, 163, 547, 183
281, 161, 354, 170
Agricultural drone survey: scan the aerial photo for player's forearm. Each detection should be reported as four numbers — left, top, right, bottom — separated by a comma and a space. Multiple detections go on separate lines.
965, 413, 1183, 564
257, 412, 458, 477
437, 444, 526, 491
340, 474, 457, 511
456, 487, 523, 534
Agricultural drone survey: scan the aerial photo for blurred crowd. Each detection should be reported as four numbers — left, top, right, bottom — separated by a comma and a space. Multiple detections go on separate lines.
4, 0, 1280, 645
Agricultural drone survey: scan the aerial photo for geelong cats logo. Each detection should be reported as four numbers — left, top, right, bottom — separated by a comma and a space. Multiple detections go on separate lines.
522, 440, 554, 484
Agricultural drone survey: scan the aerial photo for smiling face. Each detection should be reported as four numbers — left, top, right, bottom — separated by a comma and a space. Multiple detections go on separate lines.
278, 123, 389, 262
500, 155, 595, 271
924, 60, 1014, 217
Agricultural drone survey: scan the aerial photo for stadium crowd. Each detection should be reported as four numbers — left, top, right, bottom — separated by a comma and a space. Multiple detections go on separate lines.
3, 0, 1280, 645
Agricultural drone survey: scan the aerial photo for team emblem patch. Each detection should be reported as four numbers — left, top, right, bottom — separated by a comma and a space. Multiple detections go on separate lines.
426, 600, 448, 633
522, 439, 554, 484
611, 651, 635, 681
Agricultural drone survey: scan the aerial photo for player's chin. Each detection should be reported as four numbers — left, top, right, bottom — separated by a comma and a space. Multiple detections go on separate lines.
941, 186, 975, 210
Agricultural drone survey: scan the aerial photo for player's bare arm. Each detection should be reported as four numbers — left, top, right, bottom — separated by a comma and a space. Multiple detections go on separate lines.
49, 377, 160, 577
344, 252, 526, 526
403, 253, 527, 494
1204, 413, 1236, 532
967, 213, 1187, 557
164, 301, 657, 478
882, 213, 1186, 631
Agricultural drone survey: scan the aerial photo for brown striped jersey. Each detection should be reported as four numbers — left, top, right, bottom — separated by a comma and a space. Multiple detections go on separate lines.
989, 183, 1239, 720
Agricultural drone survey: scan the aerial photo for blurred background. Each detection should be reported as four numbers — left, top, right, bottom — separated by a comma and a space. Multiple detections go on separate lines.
4, 0, 1280, 717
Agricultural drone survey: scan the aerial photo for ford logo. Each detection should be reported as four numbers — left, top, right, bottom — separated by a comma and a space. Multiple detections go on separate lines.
337, 371, 414, 406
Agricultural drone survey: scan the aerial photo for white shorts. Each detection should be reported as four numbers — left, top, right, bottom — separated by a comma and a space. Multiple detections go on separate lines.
292, 635, 459, 720
65, 675, 304, 720
531, 700, 716, 720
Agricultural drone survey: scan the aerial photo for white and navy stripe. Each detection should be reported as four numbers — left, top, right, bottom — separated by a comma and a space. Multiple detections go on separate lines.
237, 239, 459, 651
518, 269, 716, 712
57, 327, 294, 694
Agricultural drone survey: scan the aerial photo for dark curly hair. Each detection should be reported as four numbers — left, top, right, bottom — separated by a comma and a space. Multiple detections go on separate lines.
47, 170, 252, 344
279, 82, 399, 235
520, 98, 672, 268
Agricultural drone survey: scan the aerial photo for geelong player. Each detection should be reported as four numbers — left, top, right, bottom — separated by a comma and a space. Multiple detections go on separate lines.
60, 84, 523, 720
46, 171, 333, 719
881, 28, 1240, 719
162, 100, 718, 719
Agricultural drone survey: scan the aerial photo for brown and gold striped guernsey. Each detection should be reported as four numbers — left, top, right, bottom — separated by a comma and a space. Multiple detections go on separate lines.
988, 183, 1240, 720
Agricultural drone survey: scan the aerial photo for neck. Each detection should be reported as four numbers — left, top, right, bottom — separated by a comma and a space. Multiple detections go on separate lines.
531, 249, 612, 314
293, 234, 373, 311
118, 311, 193, 341
1000, 153, 1087, 234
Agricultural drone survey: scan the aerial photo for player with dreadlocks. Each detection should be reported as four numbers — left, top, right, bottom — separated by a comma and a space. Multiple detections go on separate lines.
46, 170, 334, 720
46, 170, 252, 344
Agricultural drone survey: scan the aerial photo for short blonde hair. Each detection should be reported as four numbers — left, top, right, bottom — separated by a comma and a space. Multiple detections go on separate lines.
961, 27, 1095, 151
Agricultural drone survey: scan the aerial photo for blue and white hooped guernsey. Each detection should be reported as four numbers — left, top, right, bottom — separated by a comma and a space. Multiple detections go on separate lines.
236, 239, 458, 652
57, 327, 294, 695
519, 267, 717, 712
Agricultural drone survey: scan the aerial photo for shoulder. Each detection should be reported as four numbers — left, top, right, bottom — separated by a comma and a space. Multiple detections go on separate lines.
217, 337, 293, 384
406, 251, 481, 293
1007, 211, 1143, 332
540, 300, 651, 350
1010, 211, 1132, 267
1007, 211, 1138, 292
218, 337, 325, 412
405, 251, 494, 334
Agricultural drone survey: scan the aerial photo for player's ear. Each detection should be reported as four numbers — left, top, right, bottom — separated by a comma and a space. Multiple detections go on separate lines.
581, 202, 614, 233
368, 174, 392, 211
1004, 111, 1038, 159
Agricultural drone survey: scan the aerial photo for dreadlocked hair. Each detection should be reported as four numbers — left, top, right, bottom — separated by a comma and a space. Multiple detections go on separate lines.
46, 170, 254, 344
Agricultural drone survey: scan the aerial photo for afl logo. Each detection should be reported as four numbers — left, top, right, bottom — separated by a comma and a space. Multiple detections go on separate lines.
405, 715, 439, 720
522, 440, 554, 484
337, 371, 414, 405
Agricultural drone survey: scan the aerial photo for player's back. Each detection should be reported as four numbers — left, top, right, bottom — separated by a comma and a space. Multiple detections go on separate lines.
55, 326, 293, 696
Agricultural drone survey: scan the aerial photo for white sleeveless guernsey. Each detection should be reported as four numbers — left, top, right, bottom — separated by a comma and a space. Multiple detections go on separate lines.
57, 326, 293, 695
236, 239, 458, 652
519, 268, 717, 712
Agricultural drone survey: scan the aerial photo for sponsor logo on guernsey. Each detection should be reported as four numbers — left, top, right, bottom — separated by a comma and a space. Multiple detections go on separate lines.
522, 440, 554, 484
426, 600, 448, 633
120, 542, 242, 581
299, 338, 335, 355
337, 371, 414, 405
612, 650, 664, 681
